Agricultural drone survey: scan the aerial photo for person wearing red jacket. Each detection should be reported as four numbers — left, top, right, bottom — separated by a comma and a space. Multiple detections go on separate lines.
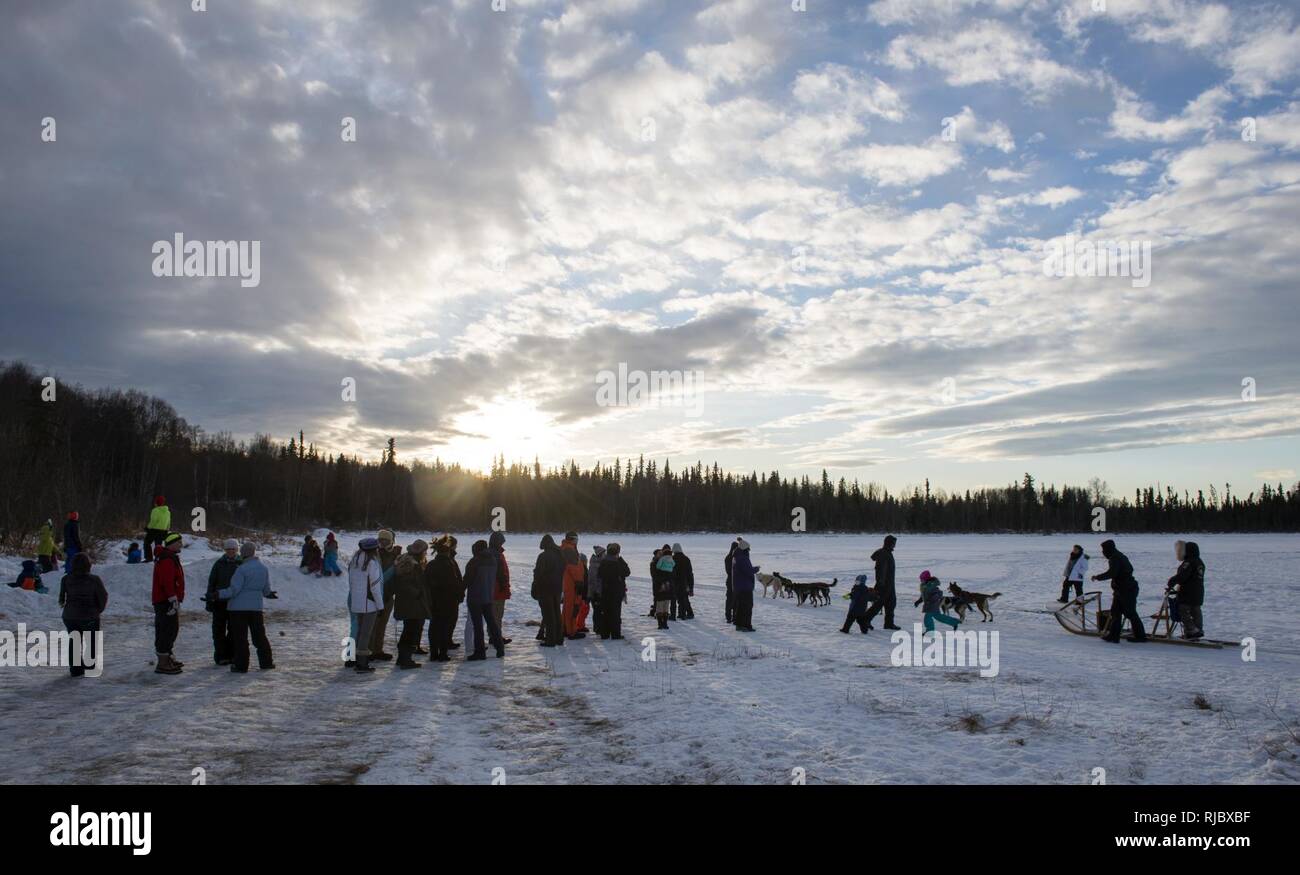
152, 532, 186, 674
489, 530, 512, 644
560, 531, 589, 639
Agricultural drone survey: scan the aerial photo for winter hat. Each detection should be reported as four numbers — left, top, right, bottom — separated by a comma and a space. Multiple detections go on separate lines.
240, 541, 256, 559
408, 539, 429, 556
45, 518, 53, 528
671, 543, 683, 553
592, 545, 606, 556
489, 530, 506, 550
326, 532, 337, 541
919, 570, 933, 583
164, 532, 183, 548
155, 495, 166, 506
883, 534, 897, 548
735, 537, 750, 550
71, 553, 91, 575
1100, 539, 1116, 555
855, 574, 868, 585
358, 536, 380, 551
223, 538, 239, 551
68, 511, 79, 521
377, 529, 394, 545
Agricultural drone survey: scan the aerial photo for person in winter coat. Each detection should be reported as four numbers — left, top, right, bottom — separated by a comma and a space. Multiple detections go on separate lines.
464, 539, 506, 660
653, 545, 675, 629
840, 574, 875, 634
731, 538, 758, 631
37, 519, 61, 572
58, 553, 108, 677
152, 532, 186, 674
1166, 540, 1205, 640
347, 537, 385, 672
560, 532, 589, 639
1060, 545, 1089, 602
204, 539, 241, 665
1092, 539, 1148, 643
915, 570, 959, 632
671, 543, 695, 620
391, 539, 431, 668
724, 541, 737, 623
863, 535, 899, 631
143, 496, 171, 563
597, 543, 631, 639
426, 535, 464, 662
300, 535, 314, 570
533, 534, 565, 647
322, 533, 343, 576
218, 542, 276, 673
489, 530, 511, 643
12, 560, 48, 593
369, 529, 402, 661
125, 543, 143, 564
63, 511, 82, 573
587, 545, 606, 637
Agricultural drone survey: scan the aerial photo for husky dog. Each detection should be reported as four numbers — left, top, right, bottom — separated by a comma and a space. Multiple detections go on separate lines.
947, 582, 1002, 622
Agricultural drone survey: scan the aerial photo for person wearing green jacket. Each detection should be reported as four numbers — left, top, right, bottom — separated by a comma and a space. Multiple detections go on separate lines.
143, 495, 171, 562
37, 519, 61, 572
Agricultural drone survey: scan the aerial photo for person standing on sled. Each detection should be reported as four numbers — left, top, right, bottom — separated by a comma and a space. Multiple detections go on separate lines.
1092, 539, 1147, 643
393, 539, 431, 668
671, 543, 695, 620
1060, 544, 1088, 603
730, 538, 758, 631
840, 574, 874, 634
915, 570, 959, 633
143, 495, 170, 563
1166, 540, 1205, 640
464, 539, 506, 660
204, 538, 240, 665
863, 535, 900, 631
598, 543, 630, 639
152, 533, 186, 674
348, 536, 385, 672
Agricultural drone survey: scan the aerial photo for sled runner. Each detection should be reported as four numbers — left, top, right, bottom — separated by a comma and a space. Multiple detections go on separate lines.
1053, 591, 1224, 649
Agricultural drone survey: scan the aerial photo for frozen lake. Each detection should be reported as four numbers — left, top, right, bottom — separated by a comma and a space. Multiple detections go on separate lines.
2, 532, 1297, 784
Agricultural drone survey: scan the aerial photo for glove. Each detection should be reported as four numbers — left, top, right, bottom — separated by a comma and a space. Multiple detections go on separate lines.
167, 596, 179, 616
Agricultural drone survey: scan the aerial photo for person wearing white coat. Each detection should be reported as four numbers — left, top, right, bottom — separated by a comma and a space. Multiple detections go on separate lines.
348, 536, 385, 673
1060, 544, 1089, 602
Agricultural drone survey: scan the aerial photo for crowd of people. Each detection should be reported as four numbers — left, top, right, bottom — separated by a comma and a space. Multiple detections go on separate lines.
11, 498, 1212, 678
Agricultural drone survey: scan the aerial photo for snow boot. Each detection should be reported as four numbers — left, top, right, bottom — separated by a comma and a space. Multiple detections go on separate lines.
467, 650, 487, 662
495, 646, 505, 658
169, 653, 184, 668
355, 655, 375, 673
155, 654, 182, 675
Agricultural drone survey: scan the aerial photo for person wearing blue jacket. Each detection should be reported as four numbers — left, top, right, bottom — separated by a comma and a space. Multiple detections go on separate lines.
63, 511, 83, 572
731, 537, 759, 631
463, 539, 505, 660
217, 541, 277, 672
840, 574, 874, 634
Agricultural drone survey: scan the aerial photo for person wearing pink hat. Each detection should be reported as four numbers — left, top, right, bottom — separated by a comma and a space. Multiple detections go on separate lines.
915, 570, 960, 633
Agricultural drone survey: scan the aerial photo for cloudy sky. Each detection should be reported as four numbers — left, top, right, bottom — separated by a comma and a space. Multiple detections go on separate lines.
3, 0, 1298, 495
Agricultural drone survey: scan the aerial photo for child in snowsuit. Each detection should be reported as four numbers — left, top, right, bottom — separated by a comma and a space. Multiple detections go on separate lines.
915, 570, 959, 633
303, 538, 323, 576
12, 560, 49, 593
840, 574, 874, 634
126, 543, 143, 564
37, 520, 61, 572
322, 533, 342, 576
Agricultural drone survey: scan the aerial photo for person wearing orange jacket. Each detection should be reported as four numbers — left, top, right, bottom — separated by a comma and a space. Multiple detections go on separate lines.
489, 530, 512, 645
151, 532, 186, 674
560, 531, 589, 639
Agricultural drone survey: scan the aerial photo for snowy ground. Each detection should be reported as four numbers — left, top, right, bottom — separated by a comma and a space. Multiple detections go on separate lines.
1, 532, 1297, 785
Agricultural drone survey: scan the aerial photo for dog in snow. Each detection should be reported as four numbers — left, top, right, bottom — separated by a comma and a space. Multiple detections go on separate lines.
947, 582, 1001, 622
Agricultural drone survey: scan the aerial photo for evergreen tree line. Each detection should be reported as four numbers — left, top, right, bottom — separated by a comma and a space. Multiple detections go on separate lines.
2, 360, 1297, 548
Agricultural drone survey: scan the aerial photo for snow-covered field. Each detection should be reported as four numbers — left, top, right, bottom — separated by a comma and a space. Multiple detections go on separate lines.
1, 532, 1296, 784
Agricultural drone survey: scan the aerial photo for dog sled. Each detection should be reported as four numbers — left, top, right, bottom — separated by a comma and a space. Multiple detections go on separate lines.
1053, 591, 1225, 649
